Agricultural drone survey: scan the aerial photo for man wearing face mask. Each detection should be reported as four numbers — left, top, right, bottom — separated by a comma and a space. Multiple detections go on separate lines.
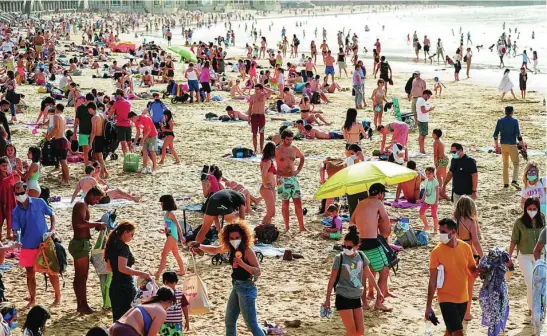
426, 218, 480, 336
493, 105, 525, 190
12, 182, 61, 307
442, 143, 478, 203
349, 183, 392, 312
69, 186, 107, 315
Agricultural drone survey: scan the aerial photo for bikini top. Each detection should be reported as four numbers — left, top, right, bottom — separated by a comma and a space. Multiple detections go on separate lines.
456, 217, 472, 243
262, 159, 276, 174
136, 306, 152, 335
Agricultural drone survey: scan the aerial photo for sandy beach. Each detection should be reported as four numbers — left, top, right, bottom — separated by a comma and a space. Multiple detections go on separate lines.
1, 4, 546, 336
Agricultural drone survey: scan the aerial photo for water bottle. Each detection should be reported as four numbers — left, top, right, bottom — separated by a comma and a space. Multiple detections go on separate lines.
424, 320, 432, 336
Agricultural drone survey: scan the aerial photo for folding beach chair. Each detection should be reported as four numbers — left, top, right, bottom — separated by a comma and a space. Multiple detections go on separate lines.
392, 97, 416, 129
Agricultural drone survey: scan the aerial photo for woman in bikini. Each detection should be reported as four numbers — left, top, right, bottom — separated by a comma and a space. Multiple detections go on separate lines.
370, 79, 388, 129
259, 37, 267, 59
299, 95, 331, 126
310, 40, 318, 64
342, 108, 367, 156
260, 142, 277, 225
159, 110, 180, 165
453, 196, 483, 321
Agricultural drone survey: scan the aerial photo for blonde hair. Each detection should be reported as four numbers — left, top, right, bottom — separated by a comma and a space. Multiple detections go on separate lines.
522, 162, 540, 188
454, 195, 478, 222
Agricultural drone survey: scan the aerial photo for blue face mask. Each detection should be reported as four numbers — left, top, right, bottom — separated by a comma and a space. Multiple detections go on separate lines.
9, 322, 18, 330
527, 175, 538, 181
451, 153, 459, 159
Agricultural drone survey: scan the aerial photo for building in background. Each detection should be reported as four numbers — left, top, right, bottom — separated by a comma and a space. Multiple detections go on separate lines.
87, 0, 280, 13
0, 0, 85, 14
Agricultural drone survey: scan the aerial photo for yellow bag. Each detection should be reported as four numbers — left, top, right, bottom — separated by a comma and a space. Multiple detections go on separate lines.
37, 86, 48, 93
35, 236, 60, 275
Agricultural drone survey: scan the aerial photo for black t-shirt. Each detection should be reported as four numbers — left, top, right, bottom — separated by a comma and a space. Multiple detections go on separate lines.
76, 104, 93, 135
206, 189, 246, 216
449, 154, 478, 195
107, 239, 135, 283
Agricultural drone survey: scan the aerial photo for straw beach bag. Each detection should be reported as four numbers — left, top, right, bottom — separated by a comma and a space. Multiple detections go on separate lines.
91, 230, 109, 275
183, 254, 211, 315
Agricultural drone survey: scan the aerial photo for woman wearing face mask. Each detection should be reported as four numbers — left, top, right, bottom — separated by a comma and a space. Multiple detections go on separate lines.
190, 223, 264, 336
323, 226, 383, 336
521, 163, 546, 216
453, 196, 483, 321
0, 302, 18, 335
508, 197, 545, 313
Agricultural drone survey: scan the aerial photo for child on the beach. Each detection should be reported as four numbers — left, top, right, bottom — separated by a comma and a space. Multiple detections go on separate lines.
432, 129, 449, 200
155, 195, 186, 279
433, 77, 446, 96
322, 204, 343, 239
419, 167, 439, 233
161, 271, 190, 335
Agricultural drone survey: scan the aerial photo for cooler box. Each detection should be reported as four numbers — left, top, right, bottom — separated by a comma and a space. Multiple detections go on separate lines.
123, 153, 140, 172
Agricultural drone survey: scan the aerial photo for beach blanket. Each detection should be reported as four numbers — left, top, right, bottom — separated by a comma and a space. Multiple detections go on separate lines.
384, 200, 421, 209
51, 197, 134, 209
252, 243, 286, 257
225, 154, 263, 163
0, 263, 16, 272
205, 118, 247, 123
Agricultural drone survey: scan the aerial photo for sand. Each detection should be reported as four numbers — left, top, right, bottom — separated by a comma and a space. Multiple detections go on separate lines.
2, 9, 546, 336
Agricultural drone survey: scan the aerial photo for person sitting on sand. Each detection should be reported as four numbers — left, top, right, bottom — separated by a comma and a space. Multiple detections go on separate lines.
225, 106, 248, 121
322, 76, 342, 93
395, 160, 425, 203
91, 60, 99, 70
229, 79, 247, 100
283, 87, 296, 107
299, 95, 331, 126
321, 204, 343, 239
310, 75, 330, 104
219, 177, 261, 214
303, 124, 344, 140
140, 71, 153, 87
33, 68, 46, 86
70, 166, 143, 203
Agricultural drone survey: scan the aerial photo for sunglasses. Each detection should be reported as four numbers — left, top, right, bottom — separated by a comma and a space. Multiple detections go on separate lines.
450, 150, 458, 154
15, 192, 25, 196
342, 245, 354, 250
527, 170, 537, 174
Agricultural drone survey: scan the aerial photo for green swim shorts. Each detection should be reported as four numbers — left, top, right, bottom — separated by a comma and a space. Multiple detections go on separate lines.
160, 322, 184, 335
78, 134, 90, 146
329, 231, 342, 239
277, 176, 302, 201
68, 238, 91, 260
437, 157, 449, 168
361, 245, 389, 272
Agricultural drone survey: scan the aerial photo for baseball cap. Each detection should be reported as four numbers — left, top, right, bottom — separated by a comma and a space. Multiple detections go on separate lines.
369, 183, 388, 196
413, 71, 420, 75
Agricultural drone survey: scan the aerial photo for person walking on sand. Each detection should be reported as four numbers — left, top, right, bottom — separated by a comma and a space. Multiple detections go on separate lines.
12, 182, 61, 308
419, 167, 440, 233
436, 38, 446, 65
423, 35, 431, 61
275, 129, 306, 232
323, 226, 384, 336
464, 47, 472, 78
45, 103, 69, 185
518, 50, 530, 70
425, 218, 480, 336
498, 69, 517, 101
375, 56, 392, 95
70, 186, 107, 314
432, 129, 450, 200
108, 89, 132, 155
416, 89, 434, 154
248, 84, 274, 154
441, 143, 478, 203
519, 67, 527, 99
349, 183, 393, 312
352, 64, 364, 110
260, 142, 277, 225
409, 71, 426, 129
154, 195, 185, 279
493, 105, 525, 190
88, 102, 109, 179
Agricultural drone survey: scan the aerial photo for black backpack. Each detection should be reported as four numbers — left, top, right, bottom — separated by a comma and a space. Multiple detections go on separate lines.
254, 224, 280, 244
311, 91, 320, 104
104, 119, 117, 143
404, 76, 414, 95
40, 140, 58, 167
232, 147, 254, 158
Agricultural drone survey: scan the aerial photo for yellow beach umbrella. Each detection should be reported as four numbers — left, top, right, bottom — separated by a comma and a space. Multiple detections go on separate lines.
313, 161, 418, 200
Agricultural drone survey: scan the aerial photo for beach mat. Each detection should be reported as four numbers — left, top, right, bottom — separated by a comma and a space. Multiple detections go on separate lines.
0, 263, 16, 272
51, 197, 134, 209
252, 243, 286, 257
384, 200, 421, 209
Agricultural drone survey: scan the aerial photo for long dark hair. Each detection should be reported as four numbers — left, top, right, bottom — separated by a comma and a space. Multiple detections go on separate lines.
23, 305, 50, 335
28, 146, 41, 163
343, 108, 358, 131
163, 109, 173, 124
160, 194, 177, 211
344, 225, 359, 245
103, 221, 136, 261
142, 286, 175, 306
221, 223, 254, 263
521, 197, 545, 229
276, 99, 283, 112
262, 142, 276, 161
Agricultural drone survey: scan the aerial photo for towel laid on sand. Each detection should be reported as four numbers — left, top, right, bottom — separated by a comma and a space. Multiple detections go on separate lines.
253, 243, 286, 257
51, 197, 134, 209
384, 200, 421, 209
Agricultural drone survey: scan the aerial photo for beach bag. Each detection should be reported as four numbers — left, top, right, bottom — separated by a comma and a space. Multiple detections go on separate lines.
377, 234, 399, 275
123, 153, 140, 172
232, 147, 254, 158
35, 235, 61, 275
38, 86, 48, 93
311, 91, 320, 104
131, 279, 159, 308
294, 82, 305, 93
184, 254, 211, 315
393, 221, 419, 249
91, 229, 109, 276
40, 140, 57, 167
254, 224, 280, 244
415, 230, 430, 246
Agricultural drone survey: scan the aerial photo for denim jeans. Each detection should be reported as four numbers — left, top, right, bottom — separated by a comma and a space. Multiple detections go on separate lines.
225, 280, 265, 336
9, 103, 16, 117
353, 85, 363, 107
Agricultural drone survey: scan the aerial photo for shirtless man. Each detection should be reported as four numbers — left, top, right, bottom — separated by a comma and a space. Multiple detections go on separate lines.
69, 185, 106, 314
34, 32, 45, 60
349, 183, 392, 311
275, 129, 306, 231
432, 129, 450, 200
88, 102, 109, 178
324, 50, 336, 84
225, 106, 248, 121
70, 166, 143, 203
303, 124, 344, 140
46, 103, 69, 184
248, 84, 274, 153
320, 40, 329, 63
395, 161, 425, 203
283, 87, 296, 107
229, 79, 247, 100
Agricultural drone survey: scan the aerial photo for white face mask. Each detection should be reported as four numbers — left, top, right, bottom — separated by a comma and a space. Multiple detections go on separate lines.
439, 233, 451, 244
230, 239, 241, 249
343, 248, 355, 256
527, 210, 538, 219
16, 194, 28, 203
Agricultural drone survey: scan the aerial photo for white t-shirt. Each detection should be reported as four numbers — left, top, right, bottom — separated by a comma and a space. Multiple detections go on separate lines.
416, 97, 430, 122
138, 66, 149, 75
521, 178, 546, 211
2, 41, 14, 53
58, 76, 68, 89
280, 104, 291, 113
391, 143, 405, 164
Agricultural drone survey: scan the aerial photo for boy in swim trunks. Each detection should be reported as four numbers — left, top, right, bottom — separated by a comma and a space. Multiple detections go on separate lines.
432, 128, 450, 200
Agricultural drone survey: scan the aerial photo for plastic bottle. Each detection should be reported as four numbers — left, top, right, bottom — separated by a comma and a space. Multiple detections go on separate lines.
424, 320, 432, 336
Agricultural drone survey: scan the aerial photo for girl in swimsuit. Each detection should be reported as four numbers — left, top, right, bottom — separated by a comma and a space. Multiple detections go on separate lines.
260, 37, 267, 59
159, 110, 180, 165
24, 146, 42, 198
453, 196, 483, 321
5, 145, 22, 176
299, 96, 331, 126
342, 108, 367, 154
260, 142, 277, 225
432, 129, 450, 200
155, 195, 186, 279
370, 79, 388, 129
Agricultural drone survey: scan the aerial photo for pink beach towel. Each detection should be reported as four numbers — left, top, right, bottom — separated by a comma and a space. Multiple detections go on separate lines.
384, 200, 421, 209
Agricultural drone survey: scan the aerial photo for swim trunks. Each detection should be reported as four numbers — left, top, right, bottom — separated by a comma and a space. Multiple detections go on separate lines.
359, 238, 388, 272
160, 322, 183, 336
117, 126, 132, 142
277, 176, 302, 200
68, 238, 91, 260
329, 131, 344, 139
418, 121, 428, 136
250, 114, 266, 134
19, 248, 40, 268
437, 157, 449, 168
329, 231, 342, 239
325, 66, 335, 76
53, 137, 69, 161
143, 136, 158, 152
93, 136, 105, 154
78, 134, 90, 146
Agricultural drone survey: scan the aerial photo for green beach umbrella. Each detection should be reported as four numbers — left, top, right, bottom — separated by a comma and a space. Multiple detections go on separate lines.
168, 46, 198, 63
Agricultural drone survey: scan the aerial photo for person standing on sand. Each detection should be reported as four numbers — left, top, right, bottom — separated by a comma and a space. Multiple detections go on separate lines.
352, 64, 363, 110
425, 218, 480, 336
493, 105, 525, 190
70, 186, 106, 314
436, 38, 446, 65
409, 71, 426, 129
349, 183, 393, 312
88, 102, 109, 178
441, 143, 478, 203
275, 129, 306, 232
423, 35, 430, 61
12, 182, 61, 308
108, 89, 132, 155
416, 89, 435, 154
324, 50, 336, 84
260, 142, 277, 225
432, 129, 450, 200
375, 56, 392, 95
464, 47, 472, 78
128, 112, 157, 174
519, 67, 527, 99
248, 84, 274, 154
74, 93, 95, 169
45, 103, 69, 185
498, 69, 517, 101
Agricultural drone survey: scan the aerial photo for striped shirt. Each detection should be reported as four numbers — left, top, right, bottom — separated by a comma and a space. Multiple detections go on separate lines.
165, 289, 189, 323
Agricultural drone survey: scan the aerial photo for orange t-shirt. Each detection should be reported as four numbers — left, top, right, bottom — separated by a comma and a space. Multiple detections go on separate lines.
429, 240, 475, 303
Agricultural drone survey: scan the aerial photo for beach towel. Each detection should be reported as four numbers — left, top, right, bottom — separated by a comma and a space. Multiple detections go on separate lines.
294, 82, 306, 93
0, 263, 16, 272
50, 197, 134, 209
408, 152, 431, 158
384, 200, 421, 208
252, 243, 286, 257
